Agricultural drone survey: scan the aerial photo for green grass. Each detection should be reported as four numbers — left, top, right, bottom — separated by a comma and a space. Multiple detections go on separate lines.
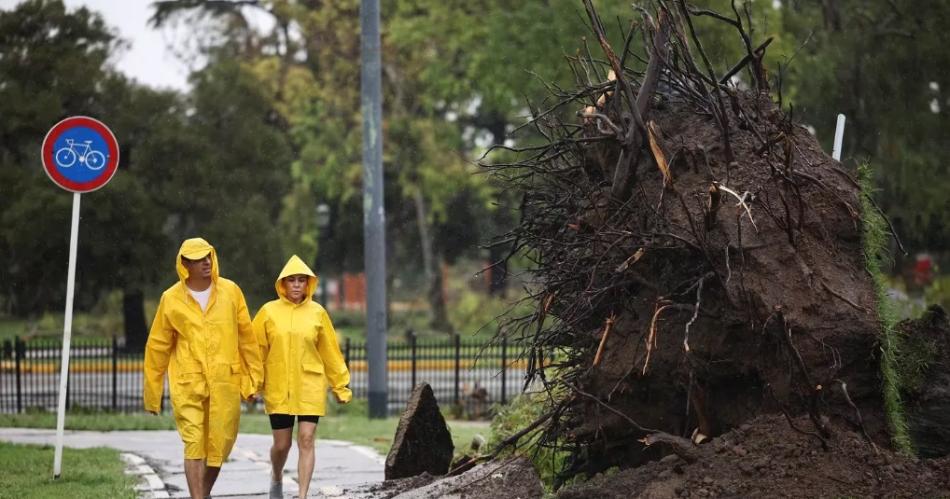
0, 410, 176, 431
0, 441, 137, 498
0, 403, 491, 457
0, 313, 122, 342
859, 164, 913, 454
0, 316, 26, 341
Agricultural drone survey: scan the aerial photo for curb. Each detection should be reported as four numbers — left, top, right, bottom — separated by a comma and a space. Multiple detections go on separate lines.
121, 452, 169, 499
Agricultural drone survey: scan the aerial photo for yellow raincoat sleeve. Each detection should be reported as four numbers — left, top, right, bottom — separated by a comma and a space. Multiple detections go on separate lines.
143, 294, 175, 413
251, 307, 270, 363
236, 290, 264, 399
317, 309, 352, 403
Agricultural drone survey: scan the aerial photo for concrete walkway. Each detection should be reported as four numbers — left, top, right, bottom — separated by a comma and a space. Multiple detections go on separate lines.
0, 428, 385, 498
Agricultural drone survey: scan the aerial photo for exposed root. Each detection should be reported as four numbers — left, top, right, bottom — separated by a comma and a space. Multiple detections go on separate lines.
835, 379, 879, 454
592, 315, 615, 367
821, 280, 870, 314
717, 182, 759, 233
644, 301, 674, 374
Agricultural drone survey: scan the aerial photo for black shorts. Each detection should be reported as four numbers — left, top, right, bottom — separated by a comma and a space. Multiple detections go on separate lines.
268, 414, 320, 430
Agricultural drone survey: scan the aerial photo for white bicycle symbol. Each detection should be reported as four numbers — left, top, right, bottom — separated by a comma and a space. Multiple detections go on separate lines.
55, 139, 106, 170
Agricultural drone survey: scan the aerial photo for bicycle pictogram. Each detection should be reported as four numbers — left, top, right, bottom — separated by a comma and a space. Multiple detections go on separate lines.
55, 139, 106, 170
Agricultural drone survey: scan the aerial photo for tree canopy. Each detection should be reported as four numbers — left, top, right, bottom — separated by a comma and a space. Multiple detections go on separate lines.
0, 0, 946, 335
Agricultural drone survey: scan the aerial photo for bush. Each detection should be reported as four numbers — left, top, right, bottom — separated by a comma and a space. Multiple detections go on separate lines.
488, 389, 572, 492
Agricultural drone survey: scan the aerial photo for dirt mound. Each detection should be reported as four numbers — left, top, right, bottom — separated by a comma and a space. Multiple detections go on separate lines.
362, 458, 543, 499
485, 0, 895, 483
556, 414, 950, 498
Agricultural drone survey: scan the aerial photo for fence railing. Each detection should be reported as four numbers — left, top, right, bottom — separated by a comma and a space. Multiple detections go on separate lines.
0, 335, 529, 416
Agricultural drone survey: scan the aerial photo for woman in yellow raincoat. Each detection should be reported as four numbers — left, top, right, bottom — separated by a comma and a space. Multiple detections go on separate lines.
253, 255, 352, 499
144, 238, 263, 499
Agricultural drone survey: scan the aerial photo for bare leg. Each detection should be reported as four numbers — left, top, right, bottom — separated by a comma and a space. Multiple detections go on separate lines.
203, 465, 221, 497
296, 421, 318, 498
271, 427, 293, 482
184, 459, 206, 499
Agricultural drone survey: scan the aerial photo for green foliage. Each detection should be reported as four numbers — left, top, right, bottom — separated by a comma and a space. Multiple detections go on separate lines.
778, 0, 950, 251
0, 1, 168, 318
4, 0, 945, 358
923, 276, 950, 311
488, 391, 570, 491
0, 441, 137, 498
859, 164, 913, 454
446, 265, 533, 338
0, 1, 294, 318
0, 293, 124, 340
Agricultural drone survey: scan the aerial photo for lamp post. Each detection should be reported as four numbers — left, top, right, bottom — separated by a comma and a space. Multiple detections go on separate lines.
361, 0, 388, 418
316, 203, 331, 305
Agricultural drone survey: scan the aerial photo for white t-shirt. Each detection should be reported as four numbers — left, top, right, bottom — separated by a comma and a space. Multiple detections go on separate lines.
188, 284, 213, 312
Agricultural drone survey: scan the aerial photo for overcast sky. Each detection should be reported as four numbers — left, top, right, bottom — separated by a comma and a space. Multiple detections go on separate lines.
1, 0, 193, 90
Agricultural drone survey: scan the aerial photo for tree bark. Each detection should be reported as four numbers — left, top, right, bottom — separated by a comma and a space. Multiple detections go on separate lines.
413, 188, 453, 332
122, 288, 147, 352
428, 251, 452, 333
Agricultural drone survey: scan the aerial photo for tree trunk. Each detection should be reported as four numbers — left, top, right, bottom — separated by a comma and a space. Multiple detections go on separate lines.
413, 188, 452, 332
428, 251, 452, 333
122, 288, 147, 352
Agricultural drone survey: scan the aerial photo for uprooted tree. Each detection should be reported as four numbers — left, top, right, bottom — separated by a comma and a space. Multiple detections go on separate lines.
484, 0, 919, 486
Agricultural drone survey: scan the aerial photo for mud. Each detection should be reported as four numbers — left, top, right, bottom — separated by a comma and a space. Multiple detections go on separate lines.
557, 414, 950, 498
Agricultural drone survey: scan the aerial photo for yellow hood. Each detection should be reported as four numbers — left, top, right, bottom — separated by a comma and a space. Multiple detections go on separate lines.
175, 237, 219, 284
275, 255, 318, 304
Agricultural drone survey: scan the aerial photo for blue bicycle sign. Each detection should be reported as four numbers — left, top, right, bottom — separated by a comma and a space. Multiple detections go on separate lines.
42, 116, 120, 193
55, 139, 106, 170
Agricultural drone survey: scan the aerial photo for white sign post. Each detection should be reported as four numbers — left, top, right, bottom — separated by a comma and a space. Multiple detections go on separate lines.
41, 116, 120, 478
53, 193, 81, 477
832, 113, 846, 161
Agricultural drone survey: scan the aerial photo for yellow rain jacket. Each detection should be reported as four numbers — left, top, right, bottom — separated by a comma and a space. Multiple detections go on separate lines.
253, 255, 352, 416
143, 238, 263, 466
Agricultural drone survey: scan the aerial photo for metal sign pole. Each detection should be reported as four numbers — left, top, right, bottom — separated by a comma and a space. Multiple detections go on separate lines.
53, 191, 81, 478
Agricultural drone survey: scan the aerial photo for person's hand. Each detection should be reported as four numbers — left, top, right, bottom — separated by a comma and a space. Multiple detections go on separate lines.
334, 392, 351, 404
246, 393, 258, 404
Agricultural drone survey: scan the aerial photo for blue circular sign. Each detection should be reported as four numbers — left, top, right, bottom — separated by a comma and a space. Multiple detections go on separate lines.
42, 116, 119, 193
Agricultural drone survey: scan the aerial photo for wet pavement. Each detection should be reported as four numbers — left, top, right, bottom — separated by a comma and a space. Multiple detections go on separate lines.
0, 428, 385, 498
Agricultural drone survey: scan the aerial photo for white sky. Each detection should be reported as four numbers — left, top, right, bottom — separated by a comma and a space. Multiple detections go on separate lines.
0, 0, 192, 91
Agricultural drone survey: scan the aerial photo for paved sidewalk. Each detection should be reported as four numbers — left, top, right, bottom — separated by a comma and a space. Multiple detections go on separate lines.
0, 428, 385, 498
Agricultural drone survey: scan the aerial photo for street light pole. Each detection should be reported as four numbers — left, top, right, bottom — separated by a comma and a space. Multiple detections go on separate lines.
361, 0, 388, 418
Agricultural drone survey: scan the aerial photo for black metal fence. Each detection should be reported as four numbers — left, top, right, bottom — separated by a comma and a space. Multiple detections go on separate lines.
0, 335, 528, 416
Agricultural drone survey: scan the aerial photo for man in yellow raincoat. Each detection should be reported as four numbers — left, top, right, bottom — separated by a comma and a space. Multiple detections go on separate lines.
144, 238, 263, 499
253, 255, 351, 499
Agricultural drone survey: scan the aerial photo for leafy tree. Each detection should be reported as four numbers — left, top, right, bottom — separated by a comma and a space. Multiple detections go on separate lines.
0, 0, 292, 349
145, 58, 293, 306
775, 0, 950, 254
0, 0, 167, 352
